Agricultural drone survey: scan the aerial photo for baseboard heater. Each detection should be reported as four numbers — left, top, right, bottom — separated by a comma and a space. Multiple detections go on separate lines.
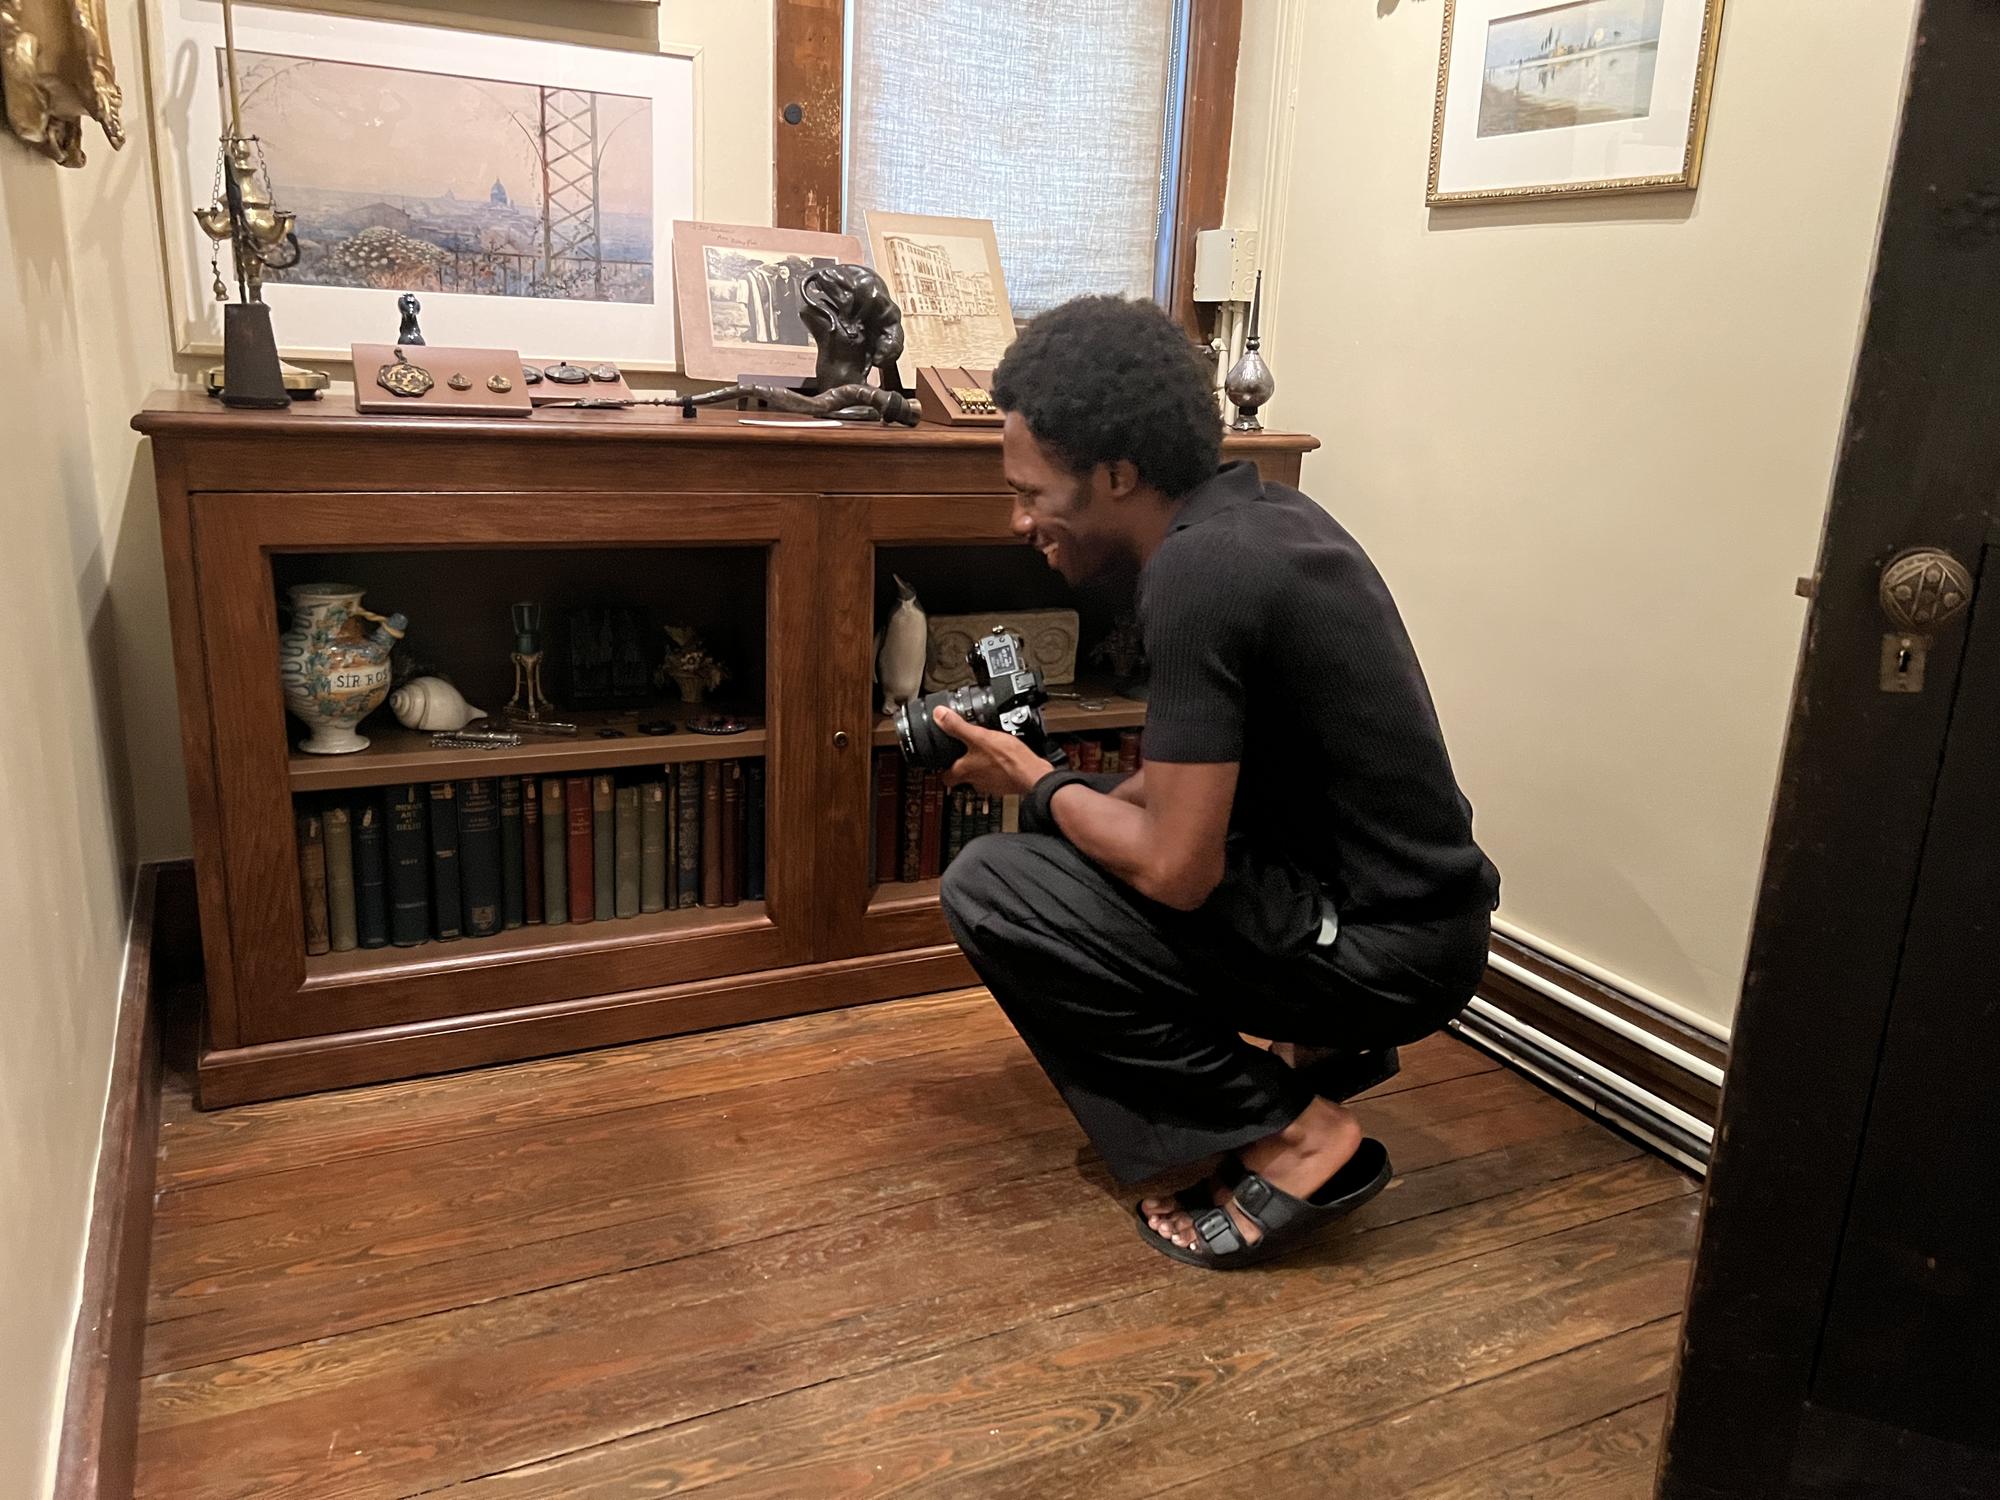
1450, 1002, 1714, 1174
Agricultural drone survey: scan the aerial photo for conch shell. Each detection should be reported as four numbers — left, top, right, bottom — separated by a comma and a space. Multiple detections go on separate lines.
389, 676, 485, 732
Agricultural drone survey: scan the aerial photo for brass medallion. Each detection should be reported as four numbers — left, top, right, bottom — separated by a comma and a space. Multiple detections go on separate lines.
447, 372, 473, 391
376, 349, 434, 399
487, 374, 513, 393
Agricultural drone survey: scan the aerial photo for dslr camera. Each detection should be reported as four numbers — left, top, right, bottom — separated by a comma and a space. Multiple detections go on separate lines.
894, 628, 1058, 772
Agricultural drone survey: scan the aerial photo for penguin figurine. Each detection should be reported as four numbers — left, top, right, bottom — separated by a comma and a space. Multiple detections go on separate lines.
877, 574, 928, 715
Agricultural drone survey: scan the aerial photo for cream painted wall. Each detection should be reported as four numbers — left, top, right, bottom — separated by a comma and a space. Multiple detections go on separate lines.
1244, 0, 1916, 1028
0, 119, 140, 1500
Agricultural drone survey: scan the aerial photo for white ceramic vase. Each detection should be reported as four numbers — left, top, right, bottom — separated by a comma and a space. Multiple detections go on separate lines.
278, 584, 406, 754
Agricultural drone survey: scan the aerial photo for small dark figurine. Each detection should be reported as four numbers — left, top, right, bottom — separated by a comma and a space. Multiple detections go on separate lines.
397, 292, 425, 346
685, 263, 918, 425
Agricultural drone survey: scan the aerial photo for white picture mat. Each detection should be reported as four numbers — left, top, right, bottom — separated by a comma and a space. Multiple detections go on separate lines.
148, 1, 698, 366
1434, 0, 1708, 197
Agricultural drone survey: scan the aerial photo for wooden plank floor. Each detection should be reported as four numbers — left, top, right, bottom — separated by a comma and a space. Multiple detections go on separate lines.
136, 990, 1700, 1499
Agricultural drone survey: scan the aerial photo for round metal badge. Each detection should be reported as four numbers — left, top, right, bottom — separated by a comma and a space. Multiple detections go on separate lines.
447, 372, 473, 391
543, 362, 590, 385
376, 353, 434, 399
487, 374, 513, 393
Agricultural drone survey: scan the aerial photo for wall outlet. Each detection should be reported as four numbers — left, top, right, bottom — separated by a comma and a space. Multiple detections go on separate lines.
1192, 228, 1262, 303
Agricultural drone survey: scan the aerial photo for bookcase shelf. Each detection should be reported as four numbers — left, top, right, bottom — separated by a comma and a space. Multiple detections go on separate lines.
289, 706, 767, 792
304, 901, 771, 985
137, 390, 1314, 1106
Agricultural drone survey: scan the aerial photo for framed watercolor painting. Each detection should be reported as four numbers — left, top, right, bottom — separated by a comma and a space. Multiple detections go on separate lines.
863, 212, 1017, 373
1428, 0, 1724, 205
144, 1, 697, 367
671, 221, 864, 382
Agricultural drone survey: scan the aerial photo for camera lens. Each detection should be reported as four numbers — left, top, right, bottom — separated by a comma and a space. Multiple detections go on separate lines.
894, 685, 994, 770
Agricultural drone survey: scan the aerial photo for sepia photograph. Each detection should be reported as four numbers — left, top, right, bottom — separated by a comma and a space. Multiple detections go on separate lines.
670, 220, 863, 380
864, 212, 1017, 373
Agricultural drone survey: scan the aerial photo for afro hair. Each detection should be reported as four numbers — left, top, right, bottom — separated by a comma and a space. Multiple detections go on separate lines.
991, 296, 1222, 499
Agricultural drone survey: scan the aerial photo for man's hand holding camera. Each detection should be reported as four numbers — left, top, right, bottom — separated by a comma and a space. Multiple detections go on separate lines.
930, 705, 1053, 797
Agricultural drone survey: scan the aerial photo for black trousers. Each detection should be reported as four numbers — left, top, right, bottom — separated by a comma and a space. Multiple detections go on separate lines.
940, 833, 1491, 1184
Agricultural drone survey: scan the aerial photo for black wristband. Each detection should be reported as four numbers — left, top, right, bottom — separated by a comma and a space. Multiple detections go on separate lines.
1020, 770, 1095, 836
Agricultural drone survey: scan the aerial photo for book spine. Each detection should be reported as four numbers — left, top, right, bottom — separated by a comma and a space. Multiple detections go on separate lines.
986, 793, 1003, 838
353, 799, 388, 949
665, 766, 680, 904
640, 777, 668, 913
615, 781, 642, 919
1101, 744, 1121, 774
701, 761, 724, 907
675, 766, 702, 908
458, 778, 502, 938
593, 774, 616, 921
521, 777, 544, 925
1079, 738, 1103, 774
323, 802, 357, 952
720, 761, 743, 906
499, 776, 525, 929
297, 809, 330, 956
919, 772, 945, 880
899, 762, 925, 883
384, 783, 430, 947
428, 782, 463, 941
1121, 728, 1142, 770
541, 778, 569, 924
565, 775, 593, 923
745, 760, 766, 902
874, 751, 900, 884
1001, 793, 1021, 834
943, 788, 966, 870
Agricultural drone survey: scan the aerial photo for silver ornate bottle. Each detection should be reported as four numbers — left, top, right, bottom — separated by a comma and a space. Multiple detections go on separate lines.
1224, 270, 1275, 432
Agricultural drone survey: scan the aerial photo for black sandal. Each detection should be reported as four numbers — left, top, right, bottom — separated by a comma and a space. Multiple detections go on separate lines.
1134, 1139, 1393, 1270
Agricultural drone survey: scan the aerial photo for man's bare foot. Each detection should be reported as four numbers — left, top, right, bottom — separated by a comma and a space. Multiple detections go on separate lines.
1138, 1097, 1365, 1252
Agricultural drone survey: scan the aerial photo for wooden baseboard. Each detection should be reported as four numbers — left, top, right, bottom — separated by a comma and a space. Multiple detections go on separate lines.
195, 946, 977, 1108
1466, 932, 1728, 1171
53, 861, 189, 1499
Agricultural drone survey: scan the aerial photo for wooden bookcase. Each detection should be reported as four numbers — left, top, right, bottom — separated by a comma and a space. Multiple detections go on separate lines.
137, 394, 1316, 1106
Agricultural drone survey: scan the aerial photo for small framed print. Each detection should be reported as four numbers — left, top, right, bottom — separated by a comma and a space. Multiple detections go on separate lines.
671, 220, 864, 382
1428, 0, 1725, 206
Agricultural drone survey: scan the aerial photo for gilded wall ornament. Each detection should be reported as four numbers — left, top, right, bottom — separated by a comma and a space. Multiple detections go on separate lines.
0, 0, 125, 168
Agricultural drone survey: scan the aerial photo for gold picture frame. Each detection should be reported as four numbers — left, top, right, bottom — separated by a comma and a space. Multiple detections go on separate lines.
1427, 0, 1725, 206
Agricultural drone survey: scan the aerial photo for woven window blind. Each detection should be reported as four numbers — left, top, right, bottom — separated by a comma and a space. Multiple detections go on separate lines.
846, 0, 1178, 318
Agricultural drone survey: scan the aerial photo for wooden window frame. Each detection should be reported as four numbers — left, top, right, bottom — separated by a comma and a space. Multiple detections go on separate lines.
773, 0, 1242, 337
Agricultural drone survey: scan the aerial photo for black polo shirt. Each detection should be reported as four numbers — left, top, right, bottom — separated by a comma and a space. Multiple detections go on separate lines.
1138, 461, 1500, 933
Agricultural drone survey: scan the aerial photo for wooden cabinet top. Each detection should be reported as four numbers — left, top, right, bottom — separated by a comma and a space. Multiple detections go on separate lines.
134, 390, 1319, 495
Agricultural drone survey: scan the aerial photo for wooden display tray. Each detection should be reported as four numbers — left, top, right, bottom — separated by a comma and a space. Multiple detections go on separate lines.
352, 344, 533, 418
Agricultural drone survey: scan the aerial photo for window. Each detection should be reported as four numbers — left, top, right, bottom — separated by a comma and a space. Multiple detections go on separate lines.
842, 0, 1189, 318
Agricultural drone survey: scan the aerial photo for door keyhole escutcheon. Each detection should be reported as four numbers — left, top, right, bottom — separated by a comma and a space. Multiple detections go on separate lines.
1878, 547, 1973, 693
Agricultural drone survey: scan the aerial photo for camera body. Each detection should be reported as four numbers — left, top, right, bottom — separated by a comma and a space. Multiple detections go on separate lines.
894, 628, 1056, 771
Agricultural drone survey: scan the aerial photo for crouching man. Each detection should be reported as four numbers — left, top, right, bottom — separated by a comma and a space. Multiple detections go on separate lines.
934, 296, 1500, 1269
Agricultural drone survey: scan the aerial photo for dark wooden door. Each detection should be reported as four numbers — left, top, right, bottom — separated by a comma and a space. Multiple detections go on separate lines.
1659, 5, 2000, 1496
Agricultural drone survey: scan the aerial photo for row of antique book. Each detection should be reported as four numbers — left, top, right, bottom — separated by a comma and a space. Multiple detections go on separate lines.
872, 729, 1143, 884
295, 761, 765, 955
